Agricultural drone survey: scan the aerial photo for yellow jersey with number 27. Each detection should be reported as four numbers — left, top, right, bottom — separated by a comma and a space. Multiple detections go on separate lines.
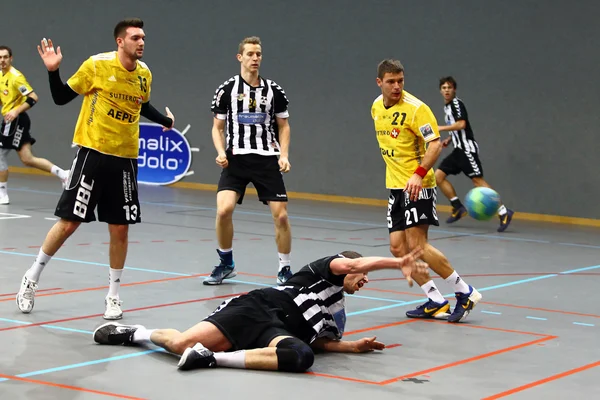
371, 90, 440, 189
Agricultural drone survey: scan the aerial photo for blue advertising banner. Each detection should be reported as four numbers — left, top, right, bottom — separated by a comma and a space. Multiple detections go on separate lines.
137, 123, 195, 185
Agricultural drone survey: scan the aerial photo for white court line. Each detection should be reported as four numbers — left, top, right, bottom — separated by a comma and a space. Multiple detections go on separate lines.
0, 212, 31, 220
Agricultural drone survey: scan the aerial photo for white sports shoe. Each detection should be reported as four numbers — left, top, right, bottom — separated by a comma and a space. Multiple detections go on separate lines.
16, 275, 38, 313
103, 296, 123, 320
0, 194, 9, 205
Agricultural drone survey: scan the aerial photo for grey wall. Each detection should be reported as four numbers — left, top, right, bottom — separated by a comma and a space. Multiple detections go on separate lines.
1, 0, 598, 218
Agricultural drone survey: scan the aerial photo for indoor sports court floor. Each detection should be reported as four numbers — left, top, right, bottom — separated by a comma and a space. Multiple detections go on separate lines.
1, 173, 599, 400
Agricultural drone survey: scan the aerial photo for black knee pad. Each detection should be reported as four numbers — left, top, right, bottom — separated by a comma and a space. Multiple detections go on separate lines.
275, 337, 314, 372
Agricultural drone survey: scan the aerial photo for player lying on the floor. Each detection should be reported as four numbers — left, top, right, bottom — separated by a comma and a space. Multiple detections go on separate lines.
93, 248, 428, 372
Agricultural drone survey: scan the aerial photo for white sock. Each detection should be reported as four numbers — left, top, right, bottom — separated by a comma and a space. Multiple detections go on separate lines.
26, 249, 52, 282
421, 280, 446, 304
450, 196, 459, 202
0, 181, 7, 197
498, 205, 507, 216
213, 350, 246, 368
50, 165, 68, 180
132, 326, 155, 344
107, 268, 123, 298
278, 252, 290, 270
218, 248, 232, 253
444, 271, 471, 294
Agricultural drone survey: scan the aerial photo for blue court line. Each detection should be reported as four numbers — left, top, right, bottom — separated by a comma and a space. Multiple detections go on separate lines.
20, 349, 163, 378
347, 265, 600, 316
557, 243, 600, 250
0, 317, 94, 334
526, 316, 547, 321
0, 250, 190, 276
573, 322, 595, 327
481, 311, 502, 315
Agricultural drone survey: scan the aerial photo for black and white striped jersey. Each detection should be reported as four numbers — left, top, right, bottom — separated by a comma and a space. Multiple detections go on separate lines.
211, 74, 289, 156
274, 255, 347, 341
444, 97, 479, 153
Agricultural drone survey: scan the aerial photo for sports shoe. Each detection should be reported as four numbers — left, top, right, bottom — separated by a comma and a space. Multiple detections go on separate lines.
406, 299, 451, 319
103, 296, 123, 320
203, 262, 237, 285
497, 209, 514, 232
448, 286, 482, 323
16, 275, 38, 313
277, 266, 293, 285
446, 205, 467, 223
0, 195, 9, 205
93, 322, 139, 345
177, 343, 217, 371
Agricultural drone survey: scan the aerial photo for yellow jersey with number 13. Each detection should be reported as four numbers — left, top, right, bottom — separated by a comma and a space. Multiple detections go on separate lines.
67, 51, 152, 159
371, 91, 440, 189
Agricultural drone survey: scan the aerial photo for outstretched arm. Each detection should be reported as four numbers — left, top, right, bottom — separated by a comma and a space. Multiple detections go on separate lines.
329, 247, 427, 286
311, 336, 385, 353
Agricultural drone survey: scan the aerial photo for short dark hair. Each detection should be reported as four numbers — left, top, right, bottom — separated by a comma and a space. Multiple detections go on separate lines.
238, 36, 261, 55
377, 59, 404, 80
439, 76, 457, 89
0, 45, 13, 57
339, 251, 362, 259
113, 18, 144, 40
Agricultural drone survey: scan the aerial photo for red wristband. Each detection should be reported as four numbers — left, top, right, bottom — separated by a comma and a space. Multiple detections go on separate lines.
414, 166, 428, 178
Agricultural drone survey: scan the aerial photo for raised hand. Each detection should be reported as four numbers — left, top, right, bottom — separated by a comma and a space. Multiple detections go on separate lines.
163, 107, 175, 131
399, 246, 428, 287
37, 38, 62, 72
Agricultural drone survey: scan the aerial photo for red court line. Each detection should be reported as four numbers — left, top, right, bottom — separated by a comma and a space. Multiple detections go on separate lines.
0, 274, 207, 303
0, 292, 247, 332
481, 301, 600, 319
0, 373, 144, 399
378, 335, 557, 385
421, 319, 554, 337
306, 372, 379, 385
386, 343, 402, 348
344, 319, 417, 336
482, 360, 600, 399
0, 288, 62, 297
307, 319, 556, 386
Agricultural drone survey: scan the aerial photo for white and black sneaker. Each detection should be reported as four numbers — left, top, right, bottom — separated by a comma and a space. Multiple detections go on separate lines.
93, 322, 140, 345
177, 343, 217, 371
16, 275, 38, 313
103, 296, 123, 320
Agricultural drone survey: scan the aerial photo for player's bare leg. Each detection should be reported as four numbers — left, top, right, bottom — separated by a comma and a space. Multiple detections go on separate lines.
103, 224, 129, 320
402, 225, 481, 322
17, 143, 69, 186
269, 201, 292, 284
17, 219, 80, 313
93, 321, 313, 372
204, 190, 238, 285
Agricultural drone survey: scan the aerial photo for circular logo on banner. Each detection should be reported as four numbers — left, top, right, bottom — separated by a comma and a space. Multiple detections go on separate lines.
137, 122, 194, 185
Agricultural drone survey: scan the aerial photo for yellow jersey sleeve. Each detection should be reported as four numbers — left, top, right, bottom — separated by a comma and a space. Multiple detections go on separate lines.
67, 57, 95, 95
412, 104, 440, 143
13, 74, 33, 96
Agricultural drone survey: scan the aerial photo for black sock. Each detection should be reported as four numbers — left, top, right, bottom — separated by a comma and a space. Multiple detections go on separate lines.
450, 198, 463, 209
